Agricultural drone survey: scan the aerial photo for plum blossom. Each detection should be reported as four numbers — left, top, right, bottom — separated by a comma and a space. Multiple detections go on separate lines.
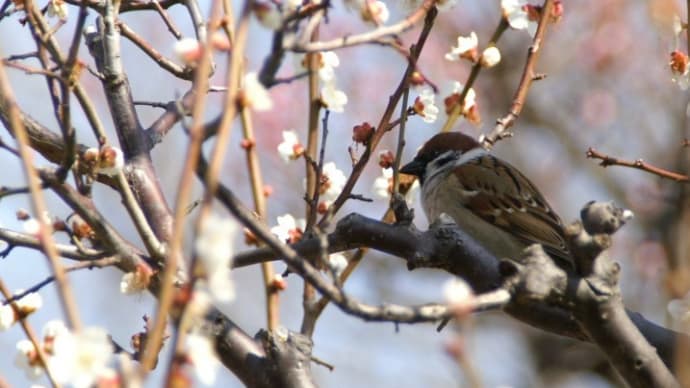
195, 215, 238, 303
317, 51, 340, 82
328, 253, 348, 276
480, 46, 502, 68
358, 0, 389, 25
320, 82, 348, 112
48, 326, 114, 387
373, 168, 393, 199
501, 0, 537, 36
96, 145, 124, 176
319, 162, 347, 205
15, 340, 44, 380
443, 277, 473, 305
443, 81, 476, 115
413, 87, 439, 123
445, 32, 478, 62
120, 266, 151, 294
2, 291, 44, 329
271, 214, 306, 244
277, 130, 304, 162
242, 72, 273, 111
47, 0, 68, 19
173, 38, 202, 64
186, 331, 220, 385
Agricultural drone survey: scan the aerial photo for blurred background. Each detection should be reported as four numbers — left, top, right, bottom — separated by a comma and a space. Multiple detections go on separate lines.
0, 0, 688, 386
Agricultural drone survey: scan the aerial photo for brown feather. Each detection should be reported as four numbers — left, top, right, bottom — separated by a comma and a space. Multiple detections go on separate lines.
454, 154, 573, 269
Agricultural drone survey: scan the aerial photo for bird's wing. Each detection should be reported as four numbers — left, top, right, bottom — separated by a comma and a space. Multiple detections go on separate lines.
452, 154, 573, 269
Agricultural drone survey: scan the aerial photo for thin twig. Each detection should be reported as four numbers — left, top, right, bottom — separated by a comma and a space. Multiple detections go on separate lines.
238, 76, 280, 331
586, 147, 689, 183
3, 257, 120, 305
289, 0, 435, 52
481, 0, 555, 147
118, 21, 191, 79
0, 60, 82, 331
138, 0, 223, 374
318, 5, 437, 225
151, 0, 182, 38
440, 18, 508, 133
115, 171, 165, 259
0, 226, 106, 260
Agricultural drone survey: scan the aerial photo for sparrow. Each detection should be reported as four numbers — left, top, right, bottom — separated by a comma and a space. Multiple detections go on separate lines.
400, 132, 573, 270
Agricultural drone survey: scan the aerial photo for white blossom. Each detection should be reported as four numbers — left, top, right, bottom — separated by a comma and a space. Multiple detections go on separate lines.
22, 218, 41, 235
277, 130, 303, 162
120, 270, 148, 294
443, 277, 473, 305
445, 32, 478, 61
0, 305, 15, 330
243, 72, 273, 111
270, 214, 306, 243
15, 340, 44, 380
16, 291, 43, 313
0, 290, 43, 330
320, 162, 347, 204
49, 326, 114, 388
43, 320, 69, 339
372, 168, 393, 199
317, 51, 340, 82
96, 146, 124, 177
358, 0, 389, 24
320, 82, 348, 113
173, 38, 202, 64
47, 0, 68, 19
445, 81, 476, 114
195, 215, 238, 303
186, 332, 220, 386
254, 2, 283, 30
415, 87, 439, 123
501, 0, 537, 36
480, 46, 502, 68
328, 253, 348, 276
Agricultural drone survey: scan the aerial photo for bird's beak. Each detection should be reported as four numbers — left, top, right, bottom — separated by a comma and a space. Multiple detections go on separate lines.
400, 159, 424, 177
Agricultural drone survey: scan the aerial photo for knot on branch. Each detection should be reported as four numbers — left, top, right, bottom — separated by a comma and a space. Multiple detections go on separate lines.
566, 201, 631, 278
391, 193, 414, 226
256, 328, 316, 387
500, 244, 568, 304
580, 200, 634, 235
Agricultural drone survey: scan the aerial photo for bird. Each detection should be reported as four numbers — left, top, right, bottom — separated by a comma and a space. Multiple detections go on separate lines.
400, 132, 573, 270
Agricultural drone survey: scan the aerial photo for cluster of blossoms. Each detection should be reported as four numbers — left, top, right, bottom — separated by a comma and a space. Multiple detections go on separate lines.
445, 31, 501, 68
15, 321, 116, 387
277, 130, 347, 213
300, 51, 349, 113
